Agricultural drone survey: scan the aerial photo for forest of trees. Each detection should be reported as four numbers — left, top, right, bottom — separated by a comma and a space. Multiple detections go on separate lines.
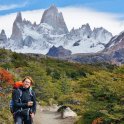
0, 48, 124, 124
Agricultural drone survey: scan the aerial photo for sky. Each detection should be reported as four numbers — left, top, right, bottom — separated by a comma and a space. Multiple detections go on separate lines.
0, 0, 124, 37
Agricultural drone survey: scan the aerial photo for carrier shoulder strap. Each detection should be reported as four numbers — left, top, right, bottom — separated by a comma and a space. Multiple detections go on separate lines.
29, 89, 34, 102
17, 88, 22, 98
29, 88, 33, 96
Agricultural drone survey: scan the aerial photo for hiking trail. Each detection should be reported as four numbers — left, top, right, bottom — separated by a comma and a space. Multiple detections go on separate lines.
34, 105, 76, 124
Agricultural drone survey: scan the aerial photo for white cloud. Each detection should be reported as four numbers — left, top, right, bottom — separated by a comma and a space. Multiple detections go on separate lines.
0, 1, 28, 11
0, 6, 124, 37
60, 6, 124, 35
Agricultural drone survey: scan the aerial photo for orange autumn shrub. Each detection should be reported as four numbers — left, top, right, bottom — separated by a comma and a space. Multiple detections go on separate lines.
0, 68, 14, 86
92, 117, 103, 124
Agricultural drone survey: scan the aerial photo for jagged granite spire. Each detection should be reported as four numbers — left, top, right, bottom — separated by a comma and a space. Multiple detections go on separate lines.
11, 12, 23, 40
1, 29, 6, 36
41, 5, 68, 34
0, 29, 7, 43
15, 12, 22, 23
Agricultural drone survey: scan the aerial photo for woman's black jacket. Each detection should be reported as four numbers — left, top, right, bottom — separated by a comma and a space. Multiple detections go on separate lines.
12, 87, 36, 114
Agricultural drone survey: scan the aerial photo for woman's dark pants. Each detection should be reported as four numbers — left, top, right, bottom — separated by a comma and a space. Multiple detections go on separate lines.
14, 113, 32, 124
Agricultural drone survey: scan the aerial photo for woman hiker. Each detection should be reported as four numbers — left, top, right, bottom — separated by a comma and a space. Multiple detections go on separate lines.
12, 76, 36, 124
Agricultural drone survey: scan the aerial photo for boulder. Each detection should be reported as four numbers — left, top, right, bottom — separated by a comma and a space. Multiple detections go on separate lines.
62, 107, 77, 118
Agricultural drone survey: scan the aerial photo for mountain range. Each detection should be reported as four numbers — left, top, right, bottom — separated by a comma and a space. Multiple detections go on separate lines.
0, 5, 124, 64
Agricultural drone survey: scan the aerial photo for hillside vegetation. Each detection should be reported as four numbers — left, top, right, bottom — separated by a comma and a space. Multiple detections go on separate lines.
0, 48, 124, 124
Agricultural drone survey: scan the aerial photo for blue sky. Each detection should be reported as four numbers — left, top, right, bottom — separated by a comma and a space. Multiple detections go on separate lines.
0, 0, 124, 16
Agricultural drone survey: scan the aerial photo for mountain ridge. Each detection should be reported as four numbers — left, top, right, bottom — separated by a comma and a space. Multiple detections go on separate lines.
0, 5, 113, 55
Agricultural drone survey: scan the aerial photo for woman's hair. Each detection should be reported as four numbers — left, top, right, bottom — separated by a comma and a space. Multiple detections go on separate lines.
22, 76, 34, 85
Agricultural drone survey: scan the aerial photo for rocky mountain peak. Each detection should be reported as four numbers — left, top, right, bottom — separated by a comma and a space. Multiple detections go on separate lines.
0, 29, 7, 44
81, 23, 91, 30
23, 19, 32, 26
15, 12, 22, 23
0, 29, 6, 35
48, 4, 58, 13
11, 12, 23, 40
93, 27, 112, 35
40, 5, 68, 34
91, 27, 112, 44
46, 45, 72, 57
104, 31, 124, 53
80, 23, 92, 36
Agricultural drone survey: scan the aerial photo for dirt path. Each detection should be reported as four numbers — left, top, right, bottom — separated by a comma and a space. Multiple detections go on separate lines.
33, 105, 76, 124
